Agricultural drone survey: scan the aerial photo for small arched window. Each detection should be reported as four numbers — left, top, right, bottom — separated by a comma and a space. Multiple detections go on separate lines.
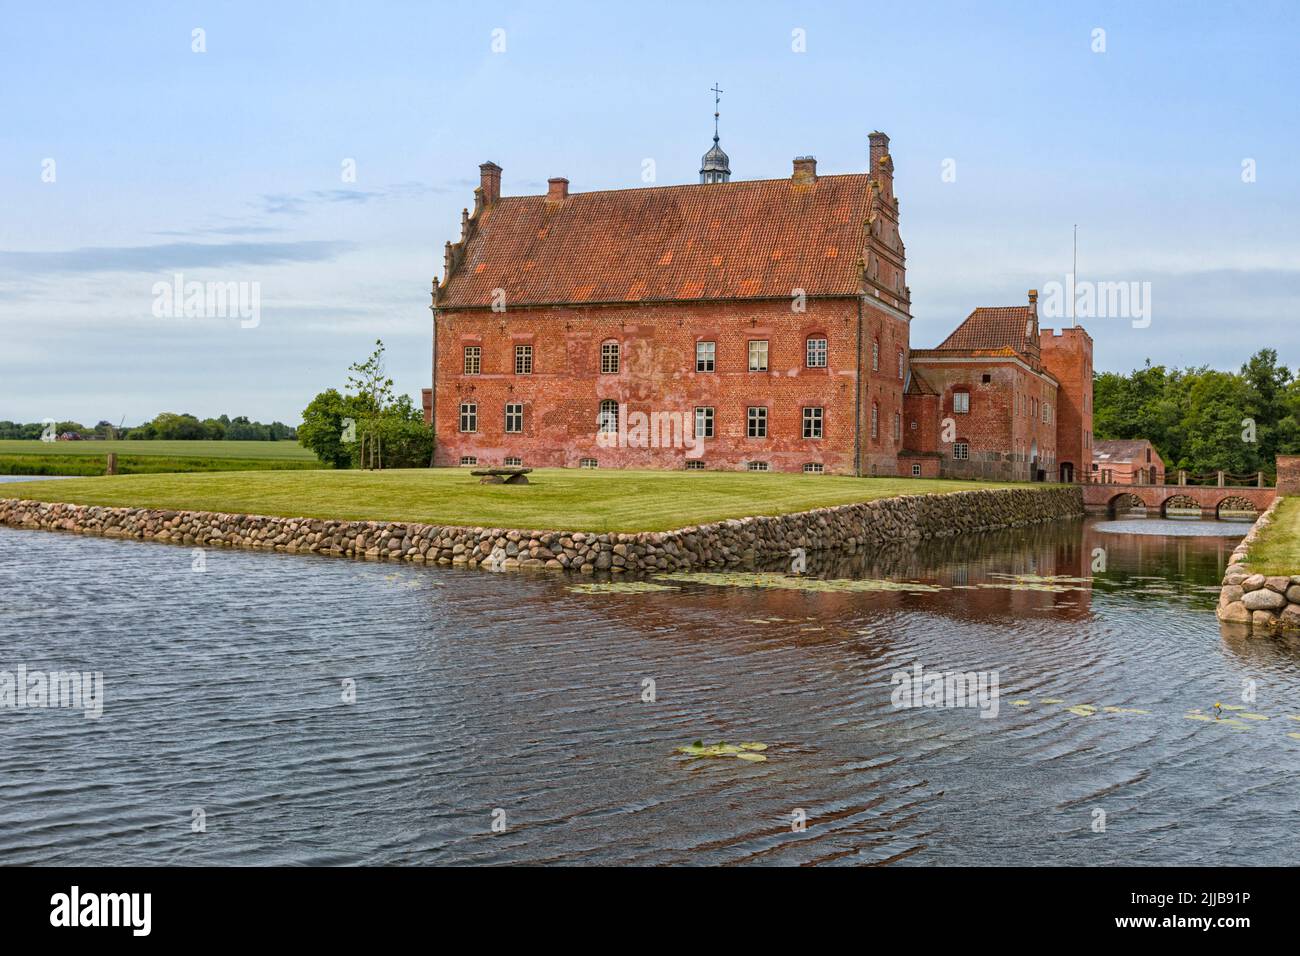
872, 339, 880, 372
598, 399, 619, 434
601, 340, 620, 374
870, 401, 879, 439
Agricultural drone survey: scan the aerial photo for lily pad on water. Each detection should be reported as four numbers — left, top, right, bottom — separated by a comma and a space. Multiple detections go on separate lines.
676, 740, 769, 762
567, 581, 681, 594
989, 573, 1094, 585
1040, 697, 1065, 705
1103, 707, 1152, 715
653, 572, 945, 593
1065, 704, 1098, 717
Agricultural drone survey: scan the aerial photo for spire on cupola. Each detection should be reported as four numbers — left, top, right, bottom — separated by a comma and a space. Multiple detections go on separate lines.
699, 83, 731, 184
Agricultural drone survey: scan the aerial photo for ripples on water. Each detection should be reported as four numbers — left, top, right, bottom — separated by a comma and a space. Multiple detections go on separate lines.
1, 517, 1297, 866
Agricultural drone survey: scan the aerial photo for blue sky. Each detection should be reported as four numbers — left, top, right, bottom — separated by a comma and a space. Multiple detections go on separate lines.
3, 0, 1298, 424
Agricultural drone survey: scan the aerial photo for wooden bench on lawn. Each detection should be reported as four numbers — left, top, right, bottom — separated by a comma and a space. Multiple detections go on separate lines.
470, 467, 533, 485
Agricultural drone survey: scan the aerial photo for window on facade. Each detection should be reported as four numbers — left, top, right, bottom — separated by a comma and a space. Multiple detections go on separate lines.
685, 460, 705, 470
747, 406, 768, 438
463, 346, 481, 375
694, 406, 715, 440
748, 340, 769, 372
803, 462, 824, 474
953, 442, 970, 461
871, 402, 879, 439
598, 399, 618, 434
600, 340, 619, 374
911, 463, 922, 477
696, 340, 716, 372
953, 391, 970, 414
505, 402, 523, 433
459, 402, 477, 433
504, 456, 522, 466
982, 373, 991, 384
579, 458, 598, 469
802, 406, 823, 439
746, 461, 770, 472
893, 411, 901, 441
897, 349, 904, 380
1043, 402, 1050, 423
459, 456, 477, 466
806, 337, 827, 368
872, 340, 880, 371
515, 344, 533, 375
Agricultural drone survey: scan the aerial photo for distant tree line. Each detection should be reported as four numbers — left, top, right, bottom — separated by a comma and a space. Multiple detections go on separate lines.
0, 414, 297, 441
1094, 348, 1300, 479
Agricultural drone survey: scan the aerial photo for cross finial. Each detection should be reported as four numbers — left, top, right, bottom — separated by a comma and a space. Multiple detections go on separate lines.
710, 83, 723, 141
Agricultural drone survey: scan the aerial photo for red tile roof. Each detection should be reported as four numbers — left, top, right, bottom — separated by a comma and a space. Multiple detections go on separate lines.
933, 306, 1038, 356
437, 174, 877, 308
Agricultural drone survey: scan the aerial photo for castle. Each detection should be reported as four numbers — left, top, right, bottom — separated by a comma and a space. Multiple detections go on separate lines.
423, 127, 1093, 481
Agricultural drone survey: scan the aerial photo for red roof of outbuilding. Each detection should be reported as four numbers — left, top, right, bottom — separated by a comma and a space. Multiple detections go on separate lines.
935, 306, 1038, 354
437, 174, 877, 308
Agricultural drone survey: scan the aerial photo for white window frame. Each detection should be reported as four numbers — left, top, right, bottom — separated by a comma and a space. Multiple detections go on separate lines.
600, 340, 620, 374
598, 399, 619, 434
514, 344, 533, 375
953, 391, 970, 414
806, 337, 827, 368
459, 402, 477, 433
953, 442, 970, 461
694, 406, 715, 439
695, 340, 716, 372
505, 402, 523, 434
463, 346, 481, 375
802, 406, 823, 439
746, 406, 768, 438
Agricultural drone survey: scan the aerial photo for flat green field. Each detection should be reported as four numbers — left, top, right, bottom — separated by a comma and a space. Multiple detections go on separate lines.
0, 440, 314, 459
0, 468, 1028, 533
0, 440, 320, 476
1247, 496, 1300, 576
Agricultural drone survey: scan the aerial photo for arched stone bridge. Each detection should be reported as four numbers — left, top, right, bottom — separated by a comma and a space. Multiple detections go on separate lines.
1080, 483, 1276, 519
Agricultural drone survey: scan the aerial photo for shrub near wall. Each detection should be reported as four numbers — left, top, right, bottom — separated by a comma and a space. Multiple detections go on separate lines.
1, 486, 1083, 574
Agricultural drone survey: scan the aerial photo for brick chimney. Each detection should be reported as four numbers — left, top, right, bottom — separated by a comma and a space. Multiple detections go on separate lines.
792, 156, 817, 184
1028, 289, 1038, 318
547, 177, 569, 201
479, 161, 502, 205
868, 130, 893, 180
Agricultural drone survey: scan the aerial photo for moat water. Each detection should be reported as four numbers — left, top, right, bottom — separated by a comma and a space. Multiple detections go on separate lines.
2, 515, 1297, 866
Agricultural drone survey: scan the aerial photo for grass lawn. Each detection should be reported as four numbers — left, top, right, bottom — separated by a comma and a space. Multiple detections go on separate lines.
1246, 496, 1300, 576
0, 468, 1030, 533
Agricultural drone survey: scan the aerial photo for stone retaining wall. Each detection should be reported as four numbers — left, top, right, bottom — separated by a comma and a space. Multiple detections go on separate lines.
1217, 498, 1300, 633
0, 485, 1084, 574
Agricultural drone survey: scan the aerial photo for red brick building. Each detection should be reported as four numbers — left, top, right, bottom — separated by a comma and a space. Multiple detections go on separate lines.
423, 130, 1094, 480
904, 296, 1093, 482
425, 132, 911, 475
1091, 439, 1166, 484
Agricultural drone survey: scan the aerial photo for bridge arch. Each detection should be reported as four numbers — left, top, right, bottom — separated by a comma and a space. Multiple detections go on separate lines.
1160, 493, 1202, 518
1215, 495, 1259, 520
1107, 492, 1147, 518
